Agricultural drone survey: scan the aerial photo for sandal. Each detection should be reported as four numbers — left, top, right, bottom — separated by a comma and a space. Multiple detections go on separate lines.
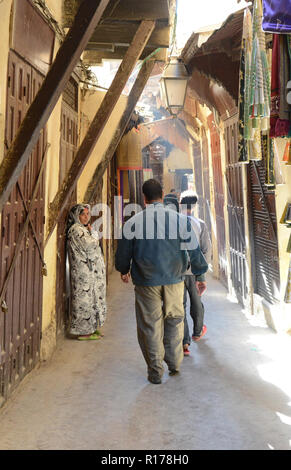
78, 334, 101, 341
94, 330, 104, 337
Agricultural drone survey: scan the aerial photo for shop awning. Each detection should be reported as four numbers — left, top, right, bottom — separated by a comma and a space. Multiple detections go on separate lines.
181, 8, 246, 101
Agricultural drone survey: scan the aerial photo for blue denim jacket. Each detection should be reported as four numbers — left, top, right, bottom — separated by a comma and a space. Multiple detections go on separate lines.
115, 203, 208, 286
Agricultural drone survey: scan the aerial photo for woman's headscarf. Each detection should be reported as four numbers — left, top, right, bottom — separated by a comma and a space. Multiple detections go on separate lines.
66, 204, 90, 236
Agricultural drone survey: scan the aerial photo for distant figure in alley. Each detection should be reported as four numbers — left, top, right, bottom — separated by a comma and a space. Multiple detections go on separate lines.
180, 191, 212, 357
115, 179, 208, 384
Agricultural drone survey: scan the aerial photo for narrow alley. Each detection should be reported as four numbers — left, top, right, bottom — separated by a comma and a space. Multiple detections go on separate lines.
0, 271, 290, 451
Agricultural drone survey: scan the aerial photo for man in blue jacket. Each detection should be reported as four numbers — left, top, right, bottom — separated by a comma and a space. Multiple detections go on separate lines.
115, 179, 208, 384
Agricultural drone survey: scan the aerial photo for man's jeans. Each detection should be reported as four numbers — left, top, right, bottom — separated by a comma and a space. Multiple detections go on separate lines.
183, 275, 204, 345
135, 282, 184, 379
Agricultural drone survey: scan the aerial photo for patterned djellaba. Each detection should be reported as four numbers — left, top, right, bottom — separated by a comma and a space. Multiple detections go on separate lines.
66, 205, 107, 336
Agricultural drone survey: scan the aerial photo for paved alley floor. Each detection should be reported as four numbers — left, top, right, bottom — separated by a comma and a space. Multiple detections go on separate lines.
0, 272, 291, 450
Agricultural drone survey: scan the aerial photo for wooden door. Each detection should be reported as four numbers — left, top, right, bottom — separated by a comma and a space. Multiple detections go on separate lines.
247, 160, 280, 304
201, 129, 212, 239
0, 51, 46, 405
224, 115, 247, 305
208, 115, 228, 286
192, 140, 205, 221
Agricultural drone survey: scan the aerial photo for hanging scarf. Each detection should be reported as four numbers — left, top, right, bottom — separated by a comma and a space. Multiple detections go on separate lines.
262, 0, 291, 34
263, 134, 276, 186
244, 0, 271, 162
283, 139, 291, 164
249, 0, 270, 124
238, 8, 253, 162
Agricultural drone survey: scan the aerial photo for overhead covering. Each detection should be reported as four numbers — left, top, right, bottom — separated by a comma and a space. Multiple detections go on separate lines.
186, 69, 237, 119
181, 8, 246, 101
139, 117, 189, 154
63, 0, 174, 63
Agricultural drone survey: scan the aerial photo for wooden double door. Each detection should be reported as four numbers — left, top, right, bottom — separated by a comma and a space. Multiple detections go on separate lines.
208, 115, 228, 286
0, 51, 46, 405
224, 115, 248, 305
247, 159, 280, 304
224, 114, 280, 305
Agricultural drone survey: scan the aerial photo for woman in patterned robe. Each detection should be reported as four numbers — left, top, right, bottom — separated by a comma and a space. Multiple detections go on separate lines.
66, 204, 107, 340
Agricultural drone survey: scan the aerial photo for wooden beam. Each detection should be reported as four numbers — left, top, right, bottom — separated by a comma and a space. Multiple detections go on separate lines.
84, 59, 156, 204
46, 20, 155, 243
0, 0, 110, 212
83, 46, 167, 63
63, 0, 169, 26
88, 21, 170, 48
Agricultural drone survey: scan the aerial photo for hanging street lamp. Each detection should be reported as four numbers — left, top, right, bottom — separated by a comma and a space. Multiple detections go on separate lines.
160, 57, 190, 115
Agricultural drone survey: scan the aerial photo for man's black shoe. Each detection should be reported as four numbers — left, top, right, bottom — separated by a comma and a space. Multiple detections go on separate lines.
148, 375, 162, 384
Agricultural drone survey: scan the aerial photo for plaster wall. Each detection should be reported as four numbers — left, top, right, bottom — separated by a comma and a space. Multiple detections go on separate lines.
0, 0, 13, 230
166, 147, 192, 171
162, 147, 192, 195
162, 169, 175, 195
77, 89, 127, 201
45, 0, 63, 25
0, 0, 13, 166
41, 96, 62, 357
39, 0, 65, 358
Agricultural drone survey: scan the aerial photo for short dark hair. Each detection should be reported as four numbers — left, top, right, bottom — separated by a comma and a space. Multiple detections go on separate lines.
180, 195, 198, 209
142, 179, 163, 202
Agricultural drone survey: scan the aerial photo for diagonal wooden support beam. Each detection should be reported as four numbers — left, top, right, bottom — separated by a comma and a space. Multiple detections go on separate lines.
46, 20, 155, 244
0, 0, 110, 212
83, 59, 156, 205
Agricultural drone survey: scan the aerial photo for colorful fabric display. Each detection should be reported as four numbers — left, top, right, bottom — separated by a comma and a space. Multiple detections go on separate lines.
264, 134, 276, 186
238, 8, 253, 162
262, 0, 291, 34
283, 140, 291, 164
249, 0, 270, 125
270, 34, 291, 137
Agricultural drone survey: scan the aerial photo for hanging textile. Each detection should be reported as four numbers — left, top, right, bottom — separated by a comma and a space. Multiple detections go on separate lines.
270, 34, 291, 137
262, 0, 291, 34
249, 0, 270, 127
248, 131, 262, 160
238, 8, 253, 162
283, 140, 291, 164
263, 133, 276, 186
245, 0, 271, 162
